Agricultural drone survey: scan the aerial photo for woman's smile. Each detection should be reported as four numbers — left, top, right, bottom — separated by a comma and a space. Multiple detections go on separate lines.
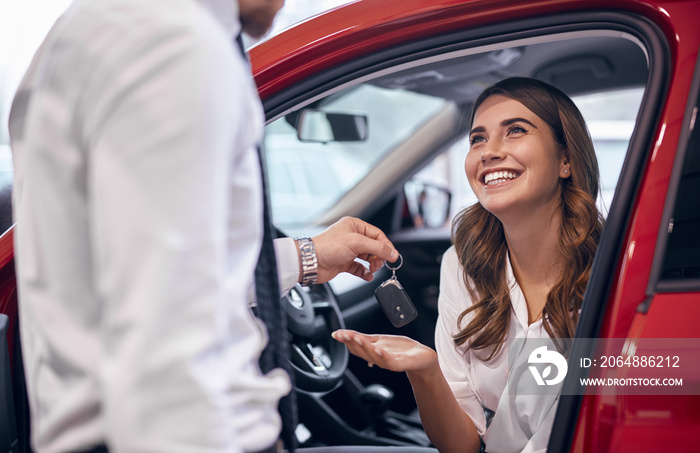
481, 169, 521, 186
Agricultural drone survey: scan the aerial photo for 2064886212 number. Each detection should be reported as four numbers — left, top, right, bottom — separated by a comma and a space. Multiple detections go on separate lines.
598, 355, 680, 368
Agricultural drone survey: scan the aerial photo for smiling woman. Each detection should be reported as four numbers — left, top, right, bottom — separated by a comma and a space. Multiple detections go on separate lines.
456, 77, 602, 345
334, 77, 604, 453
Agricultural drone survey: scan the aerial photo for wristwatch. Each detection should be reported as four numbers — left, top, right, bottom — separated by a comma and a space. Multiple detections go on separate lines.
295, 237, 318, 287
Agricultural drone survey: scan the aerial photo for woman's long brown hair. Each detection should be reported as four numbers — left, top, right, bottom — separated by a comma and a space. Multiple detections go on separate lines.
452, 77, 604, 359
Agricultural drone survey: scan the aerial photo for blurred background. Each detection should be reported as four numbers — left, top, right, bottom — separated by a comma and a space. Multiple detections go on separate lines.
0, 0, 353, 184
0, 0, 642, 226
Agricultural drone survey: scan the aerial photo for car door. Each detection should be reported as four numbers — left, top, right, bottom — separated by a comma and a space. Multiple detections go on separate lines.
551, 36, 700, 453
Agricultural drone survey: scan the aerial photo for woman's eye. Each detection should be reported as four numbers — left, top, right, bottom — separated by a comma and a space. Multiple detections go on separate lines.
470, 135, 486, 146
507, 125, 528, 135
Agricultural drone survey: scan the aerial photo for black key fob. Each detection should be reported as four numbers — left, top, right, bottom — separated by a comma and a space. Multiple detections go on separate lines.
375, 279, 418, 328
374, 255, 417, 328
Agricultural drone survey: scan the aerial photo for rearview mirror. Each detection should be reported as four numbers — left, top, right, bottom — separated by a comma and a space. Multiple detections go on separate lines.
297, 110, 368, 143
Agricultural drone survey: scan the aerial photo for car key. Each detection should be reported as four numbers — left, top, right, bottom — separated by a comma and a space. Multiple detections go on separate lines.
374, 254, 417, 328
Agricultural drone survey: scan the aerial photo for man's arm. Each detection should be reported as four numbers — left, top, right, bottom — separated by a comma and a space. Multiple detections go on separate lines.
311, 217, 399, 284
274, 217, 399, 295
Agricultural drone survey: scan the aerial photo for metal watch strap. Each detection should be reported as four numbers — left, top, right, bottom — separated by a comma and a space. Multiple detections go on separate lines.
296, 237, 318, 287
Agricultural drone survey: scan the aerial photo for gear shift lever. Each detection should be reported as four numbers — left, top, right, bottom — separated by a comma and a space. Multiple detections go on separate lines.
358, 383, 431, 446
360, 384, 394, 420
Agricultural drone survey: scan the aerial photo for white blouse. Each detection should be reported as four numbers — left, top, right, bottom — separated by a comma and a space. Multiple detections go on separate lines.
435, 246, 560, 453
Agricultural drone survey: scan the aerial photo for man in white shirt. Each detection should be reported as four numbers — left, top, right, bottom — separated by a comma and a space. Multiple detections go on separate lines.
8, 0, 398, 452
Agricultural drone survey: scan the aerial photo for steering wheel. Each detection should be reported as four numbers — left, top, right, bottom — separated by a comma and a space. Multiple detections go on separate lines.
282, 283, 349, 392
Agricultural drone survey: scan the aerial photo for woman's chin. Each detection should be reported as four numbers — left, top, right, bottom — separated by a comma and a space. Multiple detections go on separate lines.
478, 198, 516, 218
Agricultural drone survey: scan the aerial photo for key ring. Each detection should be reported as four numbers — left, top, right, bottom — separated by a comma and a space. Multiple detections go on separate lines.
385, 254, 403, 271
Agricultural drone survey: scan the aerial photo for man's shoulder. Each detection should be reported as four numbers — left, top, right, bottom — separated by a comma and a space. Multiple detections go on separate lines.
66, 0, 229, 49
59, 0, 241, 91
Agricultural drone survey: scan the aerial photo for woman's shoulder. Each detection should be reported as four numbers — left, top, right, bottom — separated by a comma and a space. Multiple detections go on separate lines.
441, 245, 473, 287
439, 245, 476, 310
442, 245, 460, 270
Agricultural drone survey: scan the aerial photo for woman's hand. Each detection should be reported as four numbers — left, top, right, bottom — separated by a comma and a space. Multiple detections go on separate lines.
334, 329, 481, 453
331, 329, 438, 374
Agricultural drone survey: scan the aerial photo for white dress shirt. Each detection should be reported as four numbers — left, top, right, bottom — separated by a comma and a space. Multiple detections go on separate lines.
435, 246, 560, 453
9, 0, 298, 452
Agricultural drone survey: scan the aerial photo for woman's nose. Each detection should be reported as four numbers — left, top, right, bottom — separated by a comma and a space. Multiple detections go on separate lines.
480, 141, 506, 163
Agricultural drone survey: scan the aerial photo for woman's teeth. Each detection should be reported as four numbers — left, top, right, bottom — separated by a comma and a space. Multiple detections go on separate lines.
484, 171, 519, 185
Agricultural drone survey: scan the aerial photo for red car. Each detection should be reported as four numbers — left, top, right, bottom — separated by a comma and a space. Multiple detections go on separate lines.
2, 0, 699, 452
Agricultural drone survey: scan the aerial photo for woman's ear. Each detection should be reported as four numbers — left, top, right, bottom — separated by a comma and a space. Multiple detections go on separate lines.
560, 156, 571, 179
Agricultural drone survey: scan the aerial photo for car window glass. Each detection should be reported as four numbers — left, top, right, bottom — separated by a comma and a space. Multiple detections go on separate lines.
263, 31, 649, 234
575, 88, 643, 216
659, 93, 700, 283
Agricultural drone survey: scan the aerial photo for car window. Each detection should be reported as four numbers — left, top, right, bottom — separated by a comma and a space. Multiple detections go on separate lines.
658, 89, 700, 284
264, 31, 649, 233
575, 88, 643, 216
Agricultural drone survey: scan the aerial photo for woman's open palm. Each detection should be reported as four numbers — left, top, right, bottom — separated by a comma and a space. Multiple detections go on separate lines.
332, 329, 437, 373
